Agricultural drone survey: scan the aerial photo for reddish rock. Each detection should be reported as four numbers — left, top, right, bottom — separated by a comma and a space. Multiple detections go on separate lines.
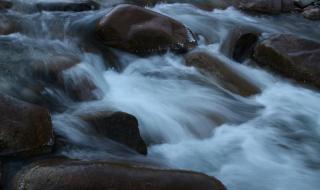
12, 159, 227, 190
36, 0, 100, 12
0, 93, 54, 158
185, 51, 261, 96
253, 33, 320, 89
96, 4, 197, 55
238, 0, 295, 14
81, 111, 147, 155
303, 6, 320, 20
0, 1, 12, 10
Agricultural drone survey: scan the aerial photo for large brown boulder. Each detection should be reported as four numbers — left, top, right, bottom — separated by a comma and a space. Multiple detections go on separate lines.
220, 27, 260, 62
185, 51, 261, 96
0, 15, 20, 35
303, 6, 320, 20
253, 34, 320, 89
238, 0, 295, 14
96, 4, 197, 55
12, 159, 226, 190
80, 111, 147, 155
36, 0, 100, 12
0, 1, 12, 10
32, 56, 103, 102
0, 93, 54, 157
131, 0, 239, 10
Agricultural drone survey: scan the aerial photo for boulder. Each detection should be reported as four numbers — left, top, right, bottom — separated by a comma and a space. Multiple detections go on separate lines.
131, 0, 239, 10
0, 93, 54, 157
80, 111, 147, 155
0, 0, 12, 10
253, 34, 320, 89
12, 159, 226, 190
220, 27, 260, 62
303, 6, 320, 20
32, 56, 103, 102
61, 65, 103, 102
238, 0, 295, 14
185, 51, 261, 96
96, 4, 197, 55
0, 15, 20, 35
36, 0, 100, 12
294, 0, 315, 8
232, 33, 259, 62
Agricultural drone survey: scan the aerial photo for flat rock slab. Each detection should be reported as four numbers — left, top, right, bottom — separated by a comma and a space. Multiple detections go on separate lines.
253, 33, 320, 89
12, 159, 226, 190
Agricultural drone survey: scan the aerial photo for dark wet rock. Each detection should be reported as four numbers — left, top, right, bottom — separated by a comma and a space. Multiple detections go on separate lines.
81, 111, 147, 155
294, 0, 315, 8
36, 0, 100, 12
185, 51, 261, 96
253, 34, 320, 89
303, 6, 320, 20
131, 0, 238, 10
0, 93, 54, 158
62, 69, 103, 102
96, 4, 197, 55
32, 56, 103, 102
12, 159, 226, 190
0, 15, 20, 35
0, 0, 12, 10
32, 55, 81, 84
220, 27, 260, 62
232, 33, 259, 62
238, 0, 295, 14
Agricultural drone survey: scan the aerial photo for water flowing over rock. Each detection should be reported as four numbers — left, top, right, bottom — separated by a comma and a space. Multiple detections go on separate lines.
0, 93, 54, 158
0, 15, 20, 35
238, 0, 295, 14
253, 34, 320, 89
294, 0, 316, 8
185, 51, 261, 96
96, 4, 197, 55
80, 111, 148, 155
220, 27, 260, 62
36, 0, 100, 12
303, 6, 320, 20
12, 159, 226, 190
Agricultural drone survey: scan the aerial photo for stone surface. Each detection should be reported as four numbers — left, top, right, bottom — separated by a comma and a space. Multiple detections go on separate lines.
303, 6, 320, 20
81, 111, 147, 155
238, 0, 295, 14
36, 0, 100, 12
253, 33, 320, 89
12, 159, 227, 190
0, 93, 54, 157
96, 4, 197, 55
0, 0, 12, 10
185, 51, 261, 96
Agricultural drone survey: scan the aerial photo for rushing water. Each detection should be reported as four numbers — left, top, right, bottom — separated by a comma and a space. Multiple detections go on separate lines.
1, 1, 320, 190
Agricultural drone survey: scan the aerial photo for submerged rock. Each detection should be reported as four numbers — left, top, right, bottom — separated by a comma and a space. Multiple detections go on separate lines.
131, 0, 238, 10
0, 15, 20, 35
12, 159, 226, 190
238, 0, 295, 14
185, 51, 261, 96
0, 1, 12, 10
0, 93, 54, 158
220, 27, 260, 62
294, 0, 315, 8
253, 34, 320, 89
81, 111, 147, 155
303, 6, 320, 20
36, 0, 100, 12
96, 4, 197, 55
